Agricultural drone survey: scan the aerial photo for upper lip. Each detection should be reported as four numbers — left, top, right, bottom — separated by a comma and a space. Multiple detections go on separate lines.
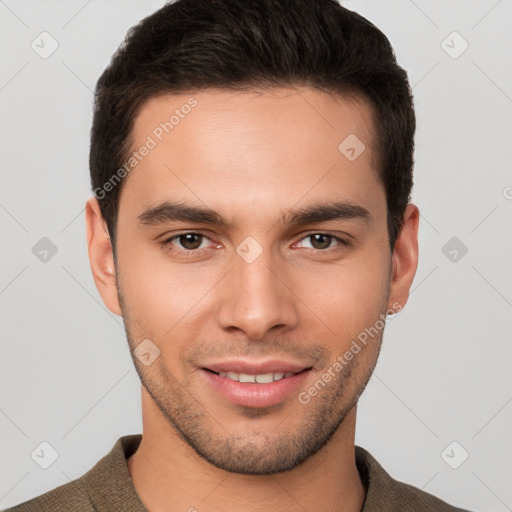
201, 359, 311, 375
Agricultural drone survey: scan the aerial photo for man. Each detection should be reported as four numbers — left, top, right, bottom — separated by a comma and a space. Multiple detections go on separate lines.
5, 0, 472, 510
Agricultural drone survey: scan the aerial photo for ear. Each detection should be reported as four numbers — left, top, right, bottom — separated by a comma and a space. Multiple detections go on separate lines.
387, 203, 420, 313
85, 196, 122, 316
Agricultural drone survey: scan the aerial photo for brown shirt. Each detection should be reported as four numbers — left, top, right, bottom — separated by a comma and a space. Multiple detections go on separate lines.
3, 434, 472, 512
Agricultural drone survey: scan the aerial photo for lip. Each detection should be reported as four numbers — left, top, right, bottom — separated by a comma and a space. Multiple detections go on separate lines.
199, 359, 312, 408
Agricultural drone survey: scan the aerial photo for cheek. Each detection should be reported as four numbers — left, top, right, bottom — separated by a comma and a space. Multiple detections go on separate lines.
117, 244, 222, 334
301, 253, 390, 331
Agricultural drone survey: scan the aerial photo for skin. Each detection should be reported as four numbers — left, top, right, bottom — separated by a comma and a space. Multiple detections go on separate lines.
86, 87, 419, 512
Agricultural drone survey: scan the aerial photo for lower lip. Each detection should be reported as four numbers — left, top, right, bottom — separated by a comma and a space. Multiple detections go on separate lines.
200, 369, 311, 408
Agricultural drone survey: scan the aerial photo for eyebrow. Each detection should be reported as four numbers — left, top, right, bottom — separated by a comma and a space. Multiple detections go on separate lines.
137, 200, 371, 228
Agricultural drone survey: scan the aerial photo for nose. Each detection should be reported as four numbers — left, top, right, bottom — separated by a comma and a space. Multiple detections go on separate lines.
216, 246, 300, 340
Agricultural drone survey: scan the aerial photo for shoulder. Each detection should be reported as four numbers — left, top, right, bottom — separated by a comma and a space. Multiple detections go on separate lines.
355, 445, 473, 511
2, 479, 93, 512
3, 435, 143, 512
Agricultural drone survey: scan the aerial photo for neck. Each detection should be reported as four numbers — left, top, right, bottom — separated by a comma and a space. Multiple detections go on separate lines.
127, 387, 366, 512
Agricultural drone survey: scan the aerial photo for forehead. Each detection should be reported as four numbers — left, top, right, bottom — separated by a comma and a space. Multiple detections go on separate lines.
131, 86, 377, 160
121, 87, 382, 220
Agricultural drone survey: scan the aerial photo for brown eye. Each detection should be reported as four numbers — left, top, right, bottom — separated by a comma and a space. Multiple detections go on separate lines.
309, 233, 333, 250
296, 233, 350, 252
160, 232, 213, 257
178, 233, 204, 250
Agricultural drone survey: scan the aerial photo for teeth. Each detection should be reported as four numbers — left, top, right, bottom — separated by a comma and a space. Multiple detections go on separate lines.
255, 373, 273, 383
217, 371, 296, 383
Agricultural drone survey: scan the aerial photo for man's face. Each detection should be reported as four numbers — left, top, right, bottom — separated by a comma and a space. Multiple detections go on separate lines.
111, 87, 397, 474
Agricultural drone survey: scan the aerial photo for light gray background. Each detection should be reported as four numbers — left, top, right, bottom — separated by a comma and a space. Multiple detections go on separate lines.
1, 1, 511, 510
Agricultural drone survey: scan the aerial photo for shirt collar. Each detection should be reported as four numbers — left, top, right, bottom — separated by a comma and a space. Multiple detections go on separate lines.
82, 434, 148, 511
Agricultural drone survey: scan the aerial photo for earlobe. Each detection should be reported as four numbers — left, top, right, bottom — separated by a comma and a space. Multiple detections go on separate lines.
387, 203, 420, 313
85, 197, 122, 316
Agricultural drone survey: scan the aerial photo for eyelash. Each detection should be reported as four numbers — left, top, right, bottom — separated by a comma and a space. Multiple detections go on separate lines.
159, 231, 351, 257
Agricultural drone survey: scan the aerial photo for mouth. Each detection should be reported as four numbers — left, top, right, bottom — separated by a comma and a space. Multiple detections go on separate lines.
203, 368, 309, 383
199, 361, 313, 408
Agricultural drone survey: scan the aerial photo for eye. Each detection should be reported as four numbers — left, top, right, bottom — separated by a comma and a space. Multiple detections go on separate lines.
160, 232, 215, 257
296, 233, 350, 252
159, 231, 351, 258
